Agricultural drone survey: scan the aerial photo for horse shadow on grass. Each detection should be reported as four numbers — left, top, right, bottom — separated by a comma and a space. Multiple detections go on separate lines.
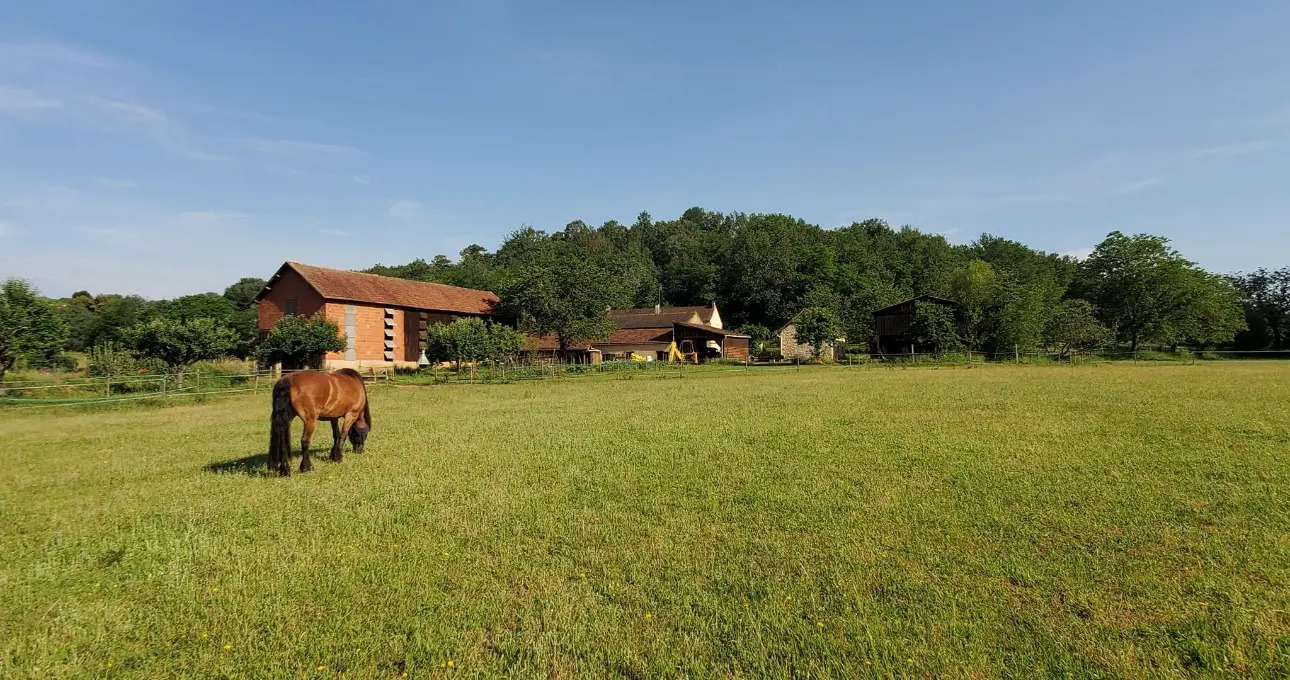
204, 452, 273, 477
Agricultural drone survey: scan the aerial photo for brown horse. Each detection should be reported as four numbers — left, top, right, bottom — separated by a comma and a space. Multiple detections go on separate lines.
268, 368, 371, 476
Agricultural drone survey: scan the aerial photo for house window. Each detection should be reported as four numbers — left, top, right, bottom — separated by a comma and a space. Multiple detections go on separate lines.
285, 299, 297, 316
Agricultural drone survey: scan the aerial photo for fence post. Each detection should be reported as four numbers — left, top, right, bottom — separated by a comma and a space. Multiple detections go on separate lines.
105, 377, 111, 398
1015, 344, 1019, 364
161, 375, 167, 397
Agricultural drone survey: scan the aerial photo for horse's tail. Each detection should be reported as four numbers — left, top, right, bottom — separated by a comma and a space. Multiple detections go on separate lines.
268, 377, 295, 473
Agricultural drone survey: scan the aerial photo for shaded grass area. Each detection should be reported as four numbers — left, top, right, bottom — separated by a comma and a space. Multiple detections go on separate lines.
2, 364, 1289, 678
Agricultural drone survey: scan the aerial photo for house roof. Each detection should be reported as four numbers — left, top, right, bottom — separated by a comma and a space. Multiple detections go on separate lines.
259, 262, 500, 315
521, 333, 595, 351
607, 305, 714, 328
603, 328, 674, 344
871, 295, 957, 316
672, 321, 750, 338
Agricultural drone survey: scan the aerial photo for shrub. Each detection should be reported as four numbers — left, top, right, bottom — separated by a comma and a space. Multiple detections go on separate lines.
88, 342, 140, 378
257, 314, 347, 369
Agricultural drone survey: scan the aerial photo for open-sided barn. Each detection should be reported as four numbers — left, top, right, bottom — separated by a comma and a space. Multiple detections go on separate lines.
871, 295, 957, 354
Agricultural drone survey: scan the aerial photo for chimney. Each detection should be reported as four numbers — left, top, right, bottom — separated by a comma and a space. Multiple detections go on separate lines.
654, 304, 661, 314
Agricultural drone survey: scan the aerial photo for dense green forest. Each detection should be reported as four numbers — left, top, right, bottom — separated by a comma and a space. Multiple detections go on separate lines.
4, 209, 1289, 383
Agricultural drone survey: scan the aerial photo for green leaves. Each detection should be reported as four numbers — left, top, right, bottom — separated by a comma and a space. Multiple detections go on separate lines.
1075, 232, 1246, 349
791, 307, 842, 359
255, 314, 347, 369
131, 317, 239, 372
909, 302, 962, 353
425, 318, 524, 366
1, 278, 68, 380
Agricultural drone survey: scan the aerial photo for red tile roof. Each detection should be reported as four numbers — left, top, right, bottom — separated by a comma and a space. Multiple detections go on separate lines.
263, 262, 500, 315
607, 306, 711, 329
604, 328, 673, 344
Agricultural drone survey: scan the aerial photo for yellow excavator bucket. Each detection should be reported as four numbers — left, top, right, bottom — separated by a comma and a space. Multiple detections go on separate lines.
668, 341, 698, 363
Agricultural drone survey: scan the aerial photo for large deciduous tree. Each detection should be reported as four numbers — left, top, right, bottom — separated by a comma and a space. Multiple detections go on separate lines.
1232, 267, 1290, 350
131, 317, 238, 385
0, 279, 68, 393
498, 251, 629, 356
1072, 232, 1239, 350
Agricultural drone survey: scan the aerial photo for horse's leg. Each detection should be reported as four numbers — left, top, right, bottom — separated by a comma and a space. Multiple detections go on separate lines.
300, 416, 316, 473
333, 412, 358, 463
329, 419, 342, 461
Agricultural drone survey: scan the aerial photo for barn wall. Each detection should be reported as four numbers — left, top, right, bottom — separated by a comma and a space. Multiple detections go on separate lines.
257, 268, 325, 331
724, 338, 749, 360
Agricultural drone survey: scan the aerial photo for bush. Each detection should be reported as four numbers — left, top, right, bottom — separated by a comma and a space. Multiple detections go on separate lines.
708, 357, 746, 366
88, 343, 140, 378
257, 314, 347, 369
55, 353, 80, 373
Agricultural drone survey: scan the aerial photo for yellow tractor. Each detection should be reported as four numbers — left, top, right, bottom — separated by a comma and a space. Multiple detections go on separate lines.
667, 341, 699, 364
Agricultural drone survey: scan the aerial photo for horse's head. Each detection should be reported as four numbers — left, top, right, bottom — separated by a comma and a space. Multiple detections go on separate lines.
348, 420, 369, 452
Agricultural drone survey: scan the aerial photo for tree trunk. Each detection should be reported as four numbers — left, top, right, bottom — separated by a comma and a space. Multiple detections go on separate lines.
176, 367, 186, 389
0, 363, 7, 398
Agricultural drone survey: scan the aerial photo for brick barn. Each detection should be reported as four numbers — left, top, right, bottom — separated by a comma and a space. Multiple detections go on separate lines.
256, 261, 501, 369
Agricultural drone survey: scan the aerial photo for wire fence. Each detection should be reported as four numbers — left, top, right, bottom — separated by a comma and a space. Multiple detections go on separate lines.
0, 368, 394, 410
4, 349, 1287, 410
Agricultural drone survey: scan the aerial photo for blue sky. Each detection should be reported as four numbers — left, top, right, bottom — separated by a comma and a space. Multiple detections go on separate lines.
2, 1, 1288, 298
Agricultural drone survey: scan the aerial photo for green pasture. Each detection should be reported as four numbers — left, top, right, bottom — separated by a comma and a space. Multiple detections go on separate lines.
2, 363, 1288, 678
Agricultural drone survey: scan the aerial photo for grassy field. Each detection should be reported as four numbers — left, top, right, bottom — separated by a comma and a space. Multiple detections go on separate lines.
2, 363, 1288, 678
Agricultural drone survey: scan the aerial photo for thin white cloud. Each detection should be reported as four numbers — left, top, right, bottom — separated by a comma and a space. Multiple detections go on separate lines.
351, 174, 373, 185
386, 199, 420, 219
93, 177, 138, 189
1061, 247, 1095, 261
0, 41, 126, 70
320, 228, 350, 236
241, 137, 363, 155
1187, 139, 1282, 159
0, 86, 62, 118
178, 211, 249, 229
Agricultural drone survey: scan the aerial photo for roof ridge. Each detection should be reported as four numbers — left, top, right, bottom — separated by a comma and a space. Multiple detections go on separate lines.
289, 261, 494, 295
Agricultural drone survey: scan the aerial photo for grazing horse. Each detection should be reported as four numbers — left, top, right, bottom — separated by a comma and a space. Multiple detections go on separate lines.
268, 368, 371, 476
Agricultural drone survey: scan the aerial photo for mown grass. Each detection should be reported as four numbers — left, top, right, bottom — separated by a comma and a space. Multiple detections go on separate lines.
2, 363, 1288, 678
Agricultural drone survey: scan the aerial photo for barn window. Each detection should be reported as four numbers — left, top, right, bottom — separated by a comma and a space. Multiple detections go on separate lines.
285, 299, 297, 316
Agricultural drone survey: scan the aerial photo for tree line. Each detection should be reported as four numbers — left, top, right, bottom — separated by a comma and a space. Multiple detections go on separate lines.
3, 208, 1289, 387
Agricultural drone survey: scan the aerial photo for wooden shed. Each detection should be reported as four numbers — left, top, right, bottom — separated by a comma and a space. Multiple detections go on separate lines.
871, 295, 956, 355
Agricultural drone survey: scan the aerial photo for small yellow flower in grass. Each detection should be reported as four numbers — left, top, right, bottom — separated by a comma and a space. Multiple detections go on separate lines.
393, 543, 399, 548
447, 660, 455, 667
317, 665, 325, 671
223, 644, 232, 650
906, 658, 913, 664
579, 572, 586, 579
106, 662, 113, 668
816, 621, 824, 628
785, 596, 791, 601
200, 633, 208, 639
211, 587, 219, 593
644, 612, 653, 620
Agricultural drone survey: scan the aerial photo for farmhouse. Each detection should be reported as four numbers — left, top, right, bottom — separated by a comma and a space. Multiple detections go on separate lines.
871, 295, 957, 355
778, 319, 846, 361
525, 303, 751, 362
256, 261, 502, 369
